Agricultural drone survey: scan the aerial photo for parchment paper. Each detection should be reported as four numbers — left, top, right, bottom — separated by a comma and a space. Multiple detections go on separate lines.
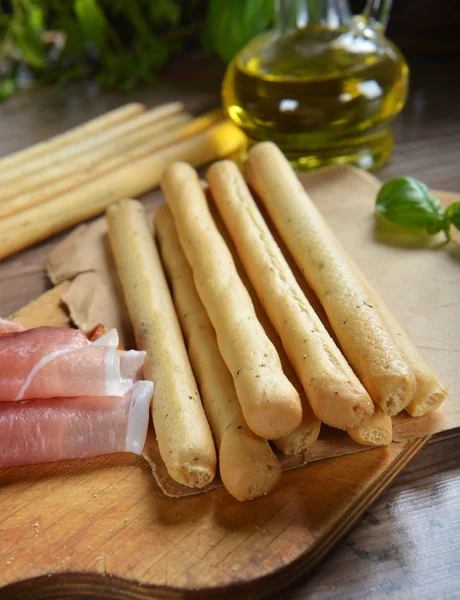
45, 165, 460, 497
45, 218, 135, 348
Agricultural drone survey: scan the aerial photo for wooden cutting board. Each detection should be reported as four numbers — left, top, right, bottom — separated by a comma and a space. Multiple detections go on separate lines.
0, 167, 458, 599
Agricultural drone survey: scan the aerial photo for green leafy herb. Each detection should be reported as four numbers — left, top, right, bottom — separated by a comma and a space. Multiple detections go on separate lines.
0, 0, 275, 100
376, 176, 460, 241
150, 0, 181, 27
73, 0, 107, 50
9, 0, 46, 68
204, 0, 274, 63
445, 202, 460, 233
0, 78, 16, 100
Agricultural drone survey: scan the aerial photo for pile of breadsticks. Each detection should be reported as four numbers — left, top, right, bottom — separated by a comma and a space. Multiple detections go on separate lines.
0, 102, 244, 260
106, 142, 447, 502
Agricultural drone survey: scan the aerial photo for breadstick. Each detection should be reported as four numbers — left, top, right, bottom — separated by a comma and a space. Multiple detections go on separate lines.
207, 161, 373, 430
106, 199, 216, 488
0, 102, 183, 186
347, 409, 392, 447
257, 204, 389, 448
0, 111, 223, 219
0, 113, 192, 204
253, 202, 385, 448
246, 142, 416, 416
208, 197, 321, 454
245, 279, 321, 454
346, 256, 447, 417
155, 205, 280, 500
0, 120, 245, 260
161, 163, 302, 440
0, 103, 145, 171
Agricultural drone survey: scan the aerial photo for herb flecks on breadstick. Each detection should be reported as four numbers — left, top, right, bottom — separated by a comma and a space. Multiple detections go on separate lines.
107, 199, 216, 488
155, 205, 280, 500
247, 142, 416, 416
207, 161, 373, 430
161, 163, 303, 440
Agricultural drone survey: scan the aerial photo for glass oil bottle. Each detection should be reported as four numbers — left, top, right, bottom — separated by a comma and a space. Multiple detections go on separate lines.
222, 0, 409, 170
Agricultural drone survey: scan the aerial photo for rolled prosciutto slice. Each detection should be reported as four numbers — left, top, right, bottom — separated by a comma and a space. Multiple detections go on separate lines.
0, 381, 153, 468
0, 327, 145, 400
0, 319, 26, 334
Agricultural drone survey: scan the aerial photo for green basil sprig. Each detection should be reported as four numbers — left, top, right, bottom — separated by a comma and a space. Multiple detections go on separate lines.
376, 177, 460, 241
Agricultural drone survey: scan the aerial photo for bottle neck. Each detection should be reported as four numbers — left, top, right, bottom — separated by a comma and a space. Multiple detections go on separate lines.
363, 0, 393, 30
275, 0, 352, 33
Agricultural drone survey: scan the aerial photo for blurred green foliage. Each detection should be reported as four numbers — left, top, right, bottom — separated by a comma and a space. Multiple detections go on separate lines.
0, 0, 274, 99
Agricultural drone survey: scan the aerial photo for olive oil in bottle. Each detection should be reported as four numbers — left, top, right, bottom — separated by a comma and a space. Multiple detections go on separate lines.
222, 1, 409, 170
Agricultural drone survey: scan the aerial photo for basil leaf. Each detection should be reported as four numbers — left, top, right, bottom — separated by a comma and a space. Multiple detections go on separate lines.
73, 0, 107, 50
205, 0, 273, 63
376, 177, 445, 233
11, 13, 45, 69
445, 202, 460, 233
28, 4, 44, 33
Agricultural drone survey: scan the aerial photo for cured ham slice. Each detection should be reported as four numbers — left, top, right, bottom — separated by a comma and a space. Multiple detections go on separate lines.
0, 327, 145, 401
0, 319, 26, 334
0, 381, 153, 469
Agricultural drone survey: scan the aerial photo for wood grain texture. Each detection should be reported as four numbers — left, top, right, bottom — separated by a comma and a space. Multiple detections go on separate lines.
0, 439, 431, 600
280, 433, 460, 600
0, 52, 459, 599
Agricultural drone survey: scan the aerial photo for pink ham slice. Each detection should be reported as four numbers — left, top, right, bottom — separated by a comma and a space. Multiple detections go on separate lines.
0, 319, 26, 334
0, 326, 145, 401
0, 381, 153, 468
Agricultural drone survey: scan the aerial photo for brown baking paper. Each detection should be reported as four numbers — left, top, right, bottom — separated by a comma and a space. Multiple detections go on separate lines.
45, 165, 460, 497
45, 218, 135, 348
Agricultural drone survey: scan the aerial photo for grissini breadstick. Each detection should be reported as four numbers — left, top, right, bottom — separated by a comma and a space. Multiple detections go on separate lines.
207, 161, 373, 430
155, 205, 280, 500
161, 162, 302, 440
256, 201, 388, 448
0, 103, 145, 171
0, 120, 245, 260
106, 199, 216, 488
247, 289, 321, 454
208, 197, 321, 454
255, 203, 388, 448
346, 256, 447, 417
0, 111, 223, 219
0, 113, 192, 204
347, 409, 392, 447
0, 102, 183, 186
246, 142, 416, 416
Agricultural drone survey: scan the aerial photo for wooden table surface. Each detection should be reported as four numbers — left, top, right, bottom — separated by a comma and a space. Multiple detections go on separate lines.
0, 52, 459, 599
